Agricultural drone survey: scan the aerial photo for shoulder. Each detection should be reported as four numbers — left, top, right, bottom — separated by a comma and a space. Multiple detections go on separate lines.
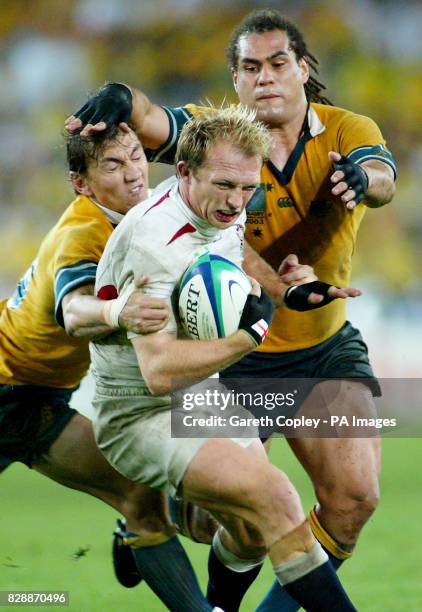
310, 103, 390, 160
99, 185, 178, 266
57, 196, 113, 238
37, 196, 113, 275
313, 103, 382, 135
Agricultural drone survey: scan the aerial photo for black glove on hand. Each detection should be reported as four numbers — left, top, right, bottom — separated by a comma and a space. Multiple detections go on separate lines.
284, 281, 336, 312
74, 83, 132, 127
333, 155, 369, 204
238, 290, 275, 346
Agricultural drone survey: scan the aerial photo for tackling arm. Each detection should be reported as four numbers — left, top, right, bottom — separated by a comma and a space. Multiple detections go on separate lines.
62, 283, 109, 339
65, 83, 171, 151
131, 87, 171, 150
243, 241, 288, 305
62, 280, 169, 340
243, 243, 361, 307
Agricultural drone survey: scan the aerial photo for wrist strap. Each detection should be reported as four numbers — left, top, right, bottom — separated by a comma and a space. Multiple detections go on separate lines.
102, 300, 118, 328
102, 281, 135, 329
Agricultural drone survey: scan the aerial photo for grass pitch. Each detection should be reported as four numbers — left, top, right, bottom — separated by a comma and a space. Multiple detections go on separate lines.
0, 438, 421, 611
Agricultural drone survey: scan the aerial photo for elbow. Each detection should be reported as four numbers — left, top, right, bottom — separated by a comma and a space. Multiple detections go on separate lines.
63, 314, 80, 338
142, 363, 171, 396
366, 177, 396, 208
387, 180, 396, 203
145, 377, 171, 397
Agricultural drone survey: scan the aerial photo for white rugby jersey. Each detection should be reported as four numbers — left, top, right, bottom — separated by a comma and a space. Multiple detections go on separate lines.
90, 176, 246, 387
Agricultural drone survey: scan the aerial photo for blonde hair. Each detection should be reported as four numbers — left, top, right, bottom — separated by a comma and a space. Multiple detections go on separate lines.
175, 104, 271, 172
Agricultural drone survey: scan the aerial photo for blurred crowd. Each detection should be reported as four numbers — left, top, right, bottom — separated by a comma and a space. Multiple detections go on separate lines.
1, 0, 421, 372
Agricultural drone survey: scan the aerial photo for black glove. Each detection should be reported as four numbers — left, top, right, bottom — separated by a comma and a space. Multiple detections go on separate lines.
74, 83, 132, 127
238, 290, 275, 346
284, 281, 336, 311
333, 155, 368, 204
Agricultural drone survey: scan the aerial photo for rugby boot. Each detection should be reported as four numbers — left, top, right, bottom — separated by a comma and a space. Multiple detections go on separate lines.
112, 518, 143, 588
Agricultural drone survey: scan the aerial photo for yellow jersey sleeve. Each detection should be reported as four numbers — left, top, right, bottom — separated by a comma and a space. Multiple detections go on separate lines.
0, 196, 114, 387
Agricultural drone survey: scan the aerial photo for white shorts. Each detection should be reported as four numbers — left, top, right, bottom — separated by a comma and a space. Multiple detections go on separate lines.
92, 382, 257, 497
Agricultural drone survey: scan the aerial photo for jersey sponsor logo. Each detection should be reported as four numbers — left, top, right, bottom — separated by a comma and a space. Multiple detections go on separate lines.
277, 197, 294, 209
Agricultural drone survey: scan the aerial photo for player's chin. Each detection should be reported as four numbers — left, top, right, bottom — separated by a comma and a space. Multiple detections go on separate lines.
256, 104, 284, 125
212, 211, 241, 227
127, 191, 146, 208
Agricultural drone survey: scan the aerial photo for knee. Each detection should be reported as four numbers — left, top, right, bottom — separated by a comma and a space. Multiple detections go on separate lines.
317, 477, 380, 525
222, 523, 267, 559
248, 464, 305, 532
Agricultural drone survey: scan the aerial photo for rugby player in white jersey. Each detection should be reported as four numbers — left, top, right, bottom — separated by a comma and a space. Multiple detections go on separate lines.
90, 106, 359, 611
0, 123, 222, 612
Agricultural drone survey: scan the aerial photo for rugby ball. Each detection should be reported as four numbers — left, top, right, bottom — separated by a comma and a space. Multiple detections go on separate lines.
178, 252, 251, 340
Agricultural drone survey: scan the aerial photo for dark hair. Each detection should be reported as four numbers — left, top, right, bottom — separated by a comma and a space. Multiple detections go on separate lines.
65, 124, 121, 175
226, 9, 332, 105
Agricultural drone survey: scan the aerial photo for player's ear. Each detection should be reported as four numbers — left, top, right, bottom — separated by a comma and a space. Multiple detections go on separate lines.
232, 69, 238, 92
299, 58, 309, 84
177, 161, 192, 183
69, 171, 94, 196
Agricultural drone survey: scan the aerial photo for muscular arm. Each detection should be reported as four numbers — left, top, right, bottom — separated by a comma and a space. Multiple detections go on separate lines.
243, 243, 361, 306
243, 242, 288, 305
62, 283, 110, 339
132, 330, 255, 396
62, 282, 169, 340
130, 88, 171, 150
361, 159, 396, 208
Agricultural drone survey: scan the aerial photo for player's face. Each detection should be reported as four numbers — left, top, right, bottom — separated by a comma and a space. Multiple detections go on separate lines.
84, 129, 149, 214
232, 30, 309, 127
179, 140, 261, 229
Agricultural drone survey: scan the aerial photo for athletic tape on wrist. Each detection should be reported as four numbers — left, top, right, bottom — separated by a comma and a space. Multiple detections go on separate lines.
102, 281, 136, 329
102, 300, 117, 328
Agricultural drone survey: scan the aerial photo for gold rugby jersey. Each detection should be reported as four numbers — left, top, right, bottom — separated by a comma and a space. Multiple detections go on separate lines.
0, 196, 113, 387
158, 103, 396, 352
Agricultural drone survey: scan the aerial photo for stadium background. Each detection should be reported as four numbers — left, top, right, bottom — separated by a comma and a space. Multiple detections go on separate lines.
0, 0, 421, 609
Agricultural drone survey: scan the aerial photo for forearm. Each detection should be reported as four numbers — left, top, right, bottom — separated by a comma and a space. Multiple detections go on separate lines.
362, 160, 395, 208
131, 88, 170, 150
63, 294, 110, 340
136, 331, 254, 396
243, 242, 286, 305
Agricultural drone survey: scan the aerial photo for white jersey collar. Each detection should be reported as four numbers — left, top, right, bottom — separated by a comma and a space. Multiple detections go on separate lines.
170, 179, 222, 240
93, 201, 125, 225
